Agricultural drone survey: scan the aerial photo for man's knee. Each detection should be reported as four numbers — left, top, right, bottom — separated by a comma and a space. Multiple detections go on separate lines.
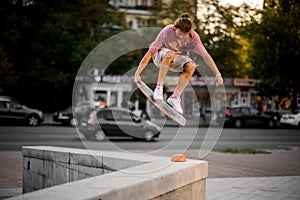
162, 51, 176, 63
184, 62, 196, 74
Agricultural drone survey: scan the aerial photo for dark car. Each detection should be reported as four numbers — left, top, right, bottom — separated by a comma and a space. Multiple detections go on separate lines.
217, 106, 277, 128
73, 102, 95, 122
53, 107, 77, 126
0, 96, 44, 126
78, 107, 161, 141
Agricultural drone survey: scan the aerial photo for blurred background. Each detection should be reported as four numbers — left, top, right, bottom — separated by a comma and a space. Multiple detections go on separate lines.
0, 0, 299, 114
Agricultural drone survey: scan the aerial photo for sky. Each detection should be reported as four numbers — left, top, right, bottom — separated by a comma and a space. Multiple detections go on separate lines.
220, 0, 264, 8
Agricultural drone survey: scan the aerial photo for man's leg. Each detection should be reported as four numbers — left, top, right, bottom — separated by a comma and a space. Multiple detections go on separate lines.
157, 51, 176, 85
173, 62, 196, 98
167, 62, 196, 114
154, 51, 176, 101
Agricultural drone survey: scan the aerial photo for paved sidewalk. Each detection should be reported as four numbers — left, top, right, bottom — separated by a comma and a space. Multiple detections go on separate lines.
207, 176, 300, 200
0, 188, 22, 200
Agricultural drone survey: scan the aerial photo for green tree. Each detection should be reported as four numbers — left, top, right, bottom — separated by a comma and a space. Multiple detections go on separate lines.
159, 0, 258, 78
244, 0, 300, 109
0, 0, 125, 111
159, 0, 198, 25
198, 0, 259, 78
0, 45, 17, 93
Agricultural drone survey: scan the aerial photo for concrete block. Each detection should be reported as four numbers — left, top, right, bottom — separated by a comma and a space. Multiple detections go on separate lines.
43, 160, 69, 188
43, 150, 69, 163
22, 157, 44, 193
22, 147, 44, 160
103, 168, 115, 174
69, 164, 104, 182
70, 152, 103, 168
152, 180, 205, 200
17, 146, 208, 200
102, 155, 145, 171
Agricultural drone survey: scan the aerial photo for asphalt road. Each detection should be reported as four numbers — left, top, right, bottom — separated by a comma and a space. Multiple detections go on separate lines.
0, 124, 299, 153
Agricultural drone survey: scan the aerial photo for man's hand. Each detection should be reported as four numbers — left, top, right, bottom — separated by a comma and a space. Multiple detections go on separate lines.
215, 74, 223, 87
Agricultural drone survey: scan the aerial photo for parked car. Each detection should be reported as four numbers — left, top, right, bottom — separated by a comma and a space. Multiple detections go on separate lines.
53, 107, 77, 126
78, 107, 161, 141
0, 96, 44, 126
217, 106, 277, 128
280, 109, 300, 128
263, 110, 282, 122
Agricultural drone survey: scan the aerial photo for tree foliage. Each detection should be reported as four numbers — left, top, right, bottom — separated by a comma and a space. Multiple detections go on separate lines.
243, 0, 300, 108
0, 0, 125, 111
159, 0, 258, 78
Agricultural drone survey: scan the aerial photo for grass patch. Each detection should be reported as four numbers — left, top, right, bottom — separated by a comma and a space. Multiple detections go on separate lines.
214, 148, 271, 154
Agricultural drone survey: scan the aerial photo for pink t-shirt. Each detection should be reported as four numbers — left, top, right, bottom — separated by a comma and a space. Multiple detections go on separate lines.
149, 25, 207, 57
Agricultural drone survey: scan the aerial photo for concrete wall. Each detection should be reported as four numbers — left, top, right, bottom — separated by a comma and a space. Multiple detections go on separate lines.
22, 146, 147, 193
11, 146, 208, 200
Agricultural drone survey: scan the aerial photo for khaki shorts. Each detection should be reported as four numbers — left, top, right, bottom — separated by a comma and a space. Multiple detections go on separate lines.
153, 48, 196, 72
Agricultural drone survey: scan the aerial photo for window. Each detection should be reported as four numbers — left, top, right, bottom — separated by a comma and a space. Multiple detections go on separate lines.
241, 107, 250, 114
104, 111, 115, 120
230, 108, 239, 115
0, 101, 7, 109
292, 110, 300, 115
250, 108, 259, 114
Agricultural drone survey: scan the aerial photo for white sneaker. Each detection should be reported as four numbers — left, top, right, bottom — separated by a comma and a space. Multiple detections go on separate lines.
153, 87, 163, 101
167, 97, 183, 114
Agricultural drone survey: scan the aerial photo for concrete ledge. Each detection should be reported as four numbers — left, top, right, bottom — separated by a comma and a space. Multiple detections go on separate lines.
10, 146, 208, 200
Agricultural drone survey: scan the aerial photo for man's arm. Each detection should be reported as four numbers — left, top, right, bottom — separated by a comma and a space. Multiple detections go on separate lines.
134, 50, 154, 83
191, 32, 224, 87
202, 52, 224, 87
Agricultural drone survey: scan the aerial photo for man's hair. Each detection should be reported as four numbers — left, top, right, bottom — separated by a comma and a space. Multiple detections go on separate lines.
174, 13, 193, 33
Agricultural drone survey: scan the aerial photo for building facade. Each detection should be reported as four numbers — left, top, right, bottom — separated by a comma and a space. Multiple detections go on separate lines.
74, 71, 263, 119
109, 0, 164, 29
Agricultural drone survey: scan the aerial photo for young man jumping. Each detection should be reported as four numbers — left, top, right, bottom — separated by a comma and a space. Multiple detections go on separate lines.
134, 13, 223, 114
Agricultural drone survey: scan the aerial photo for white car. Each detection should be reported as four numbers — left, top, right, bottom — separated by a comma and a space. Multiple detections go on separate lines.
280, 109, 300, 128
